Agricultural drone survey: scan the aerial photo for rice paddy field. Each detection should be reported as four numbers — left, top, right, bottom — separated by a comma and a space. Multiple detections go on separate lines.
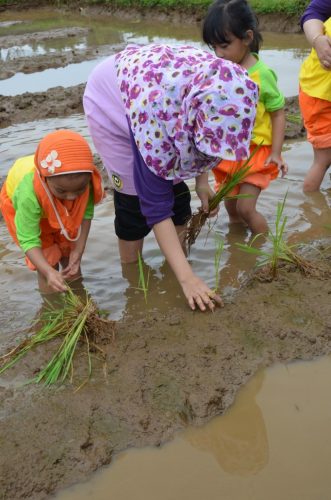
1, 4, 331, 499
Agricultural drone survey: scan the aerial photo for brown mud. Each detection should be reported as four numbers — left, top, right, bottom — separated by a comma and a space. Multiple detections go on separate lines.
0, 7, 327, 500
0, 85, 305, 139
1, 254, 331, 499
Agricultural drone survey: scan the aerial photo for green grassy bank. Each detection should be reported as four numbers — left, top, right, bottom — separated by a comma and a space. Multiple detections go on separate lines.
0, 0, 309, 15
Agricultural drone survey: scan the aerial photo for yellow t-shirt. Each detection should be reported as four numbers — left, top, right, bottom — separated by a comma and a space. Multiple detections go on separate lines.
299, 17, 331, 102
5, 155, 35, 199
248, 54, 285, 146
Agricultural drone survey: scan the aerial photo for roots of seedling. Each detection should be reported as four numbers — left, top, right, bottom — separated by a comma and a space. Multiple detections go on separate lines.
85, 313, 116, 351
255, 253, 331, 282
185, 208, 209, 251
0, 290, 116, 386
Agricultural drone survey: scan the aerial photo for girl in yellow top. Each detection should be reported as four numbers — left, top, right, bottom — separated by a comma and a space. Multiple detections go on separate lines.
0, 130, 104, 294
299, 0, 331, 192
202, 0, 288, 234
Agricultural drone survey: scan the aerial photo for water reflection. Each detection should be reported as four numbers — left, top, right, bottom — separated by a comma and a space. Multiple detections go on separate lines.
0, 58, 107, 95
54, 357, 331, 500
0, 42, 87, 61
185, 371, 268, 476
121, 259, 184, 318
0, 45, 308, 98
0, 10, 309, 97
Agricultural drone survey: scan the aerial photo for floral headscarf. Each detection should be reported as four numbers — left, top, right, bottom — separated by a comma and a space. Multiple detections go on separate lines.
115, 44, 258, 180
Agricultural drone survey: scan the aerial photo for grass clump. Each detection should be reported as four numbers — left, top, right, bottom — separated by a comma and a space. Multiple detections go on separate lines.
0, 288, 112, 386
236, 193, 330, 280
250, 0, 309, 15
0, 0, 309, 15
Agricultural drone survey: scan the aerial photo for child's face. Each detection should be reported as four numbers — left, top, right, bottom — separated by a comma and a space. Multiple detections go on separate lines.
213, 31, 252, 65
46, 173, 91, 201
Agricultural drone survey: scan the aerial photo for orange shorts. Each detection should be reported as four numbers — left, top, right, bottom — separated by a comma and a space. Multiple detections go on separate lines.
299, 88, 331, 149
22, 231, 72, 271
212, 144, 279, 195
0, 183, 73, 271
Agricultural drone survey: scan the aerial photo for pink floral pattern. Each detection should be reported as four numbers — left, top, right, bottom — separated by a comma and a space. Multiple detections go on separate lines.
115, 44, 258, 180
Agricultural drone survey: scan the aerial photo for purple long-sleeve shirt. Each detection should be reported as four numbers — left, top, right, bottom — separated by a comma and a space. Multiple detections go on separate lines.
301, 0, 331, 28
130, 128, 175, 227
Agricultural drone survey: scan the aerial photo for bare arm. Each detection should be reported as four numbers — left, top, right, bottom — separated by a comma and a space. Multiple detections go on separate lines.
26, 247, 67, 292
195, 172, 219, 217
303, 18, 331, 69
62, 219, 91, 279
153, 218, 223, 311
265, 108, 288, 176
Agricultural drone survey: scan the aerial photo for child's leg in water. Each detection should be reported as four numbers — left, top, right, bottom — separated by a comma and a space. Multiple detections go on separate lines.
118, 223, 188, 264
235, 183, 267, 234
224, 198, 243, 224
303, 147, 331, 192
118, 238, 144, 264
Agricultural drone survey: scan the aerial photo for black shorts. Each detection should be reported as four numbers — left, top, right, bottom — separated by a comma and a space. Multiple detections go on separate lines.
114, 181, 192, 241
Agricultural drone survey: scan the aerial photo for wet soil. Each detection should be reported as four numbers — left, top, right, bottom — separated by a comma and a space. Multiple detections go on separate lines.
0, 85, 305, 139
0, 10, 305, 137
0, 8, 325, 499
1, 253, 331, 499
1, 39, 124, 80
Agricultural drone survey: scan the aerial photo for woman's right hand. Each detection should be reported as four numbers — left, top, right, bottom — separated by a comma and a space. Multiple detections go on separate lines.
180, 273, 223, 312
153, 218, 223, 311
45, 268, 68, 293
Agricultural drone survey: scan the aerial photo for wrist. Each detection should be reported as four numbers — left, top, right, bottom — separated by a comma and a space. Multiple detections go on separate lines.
312, 33, 324, 48
177, 266, 195, 286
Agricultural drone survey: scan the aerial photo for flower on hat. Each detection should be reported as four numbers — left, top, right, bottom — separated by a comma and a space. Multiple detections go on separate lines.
40, 150, 62, 174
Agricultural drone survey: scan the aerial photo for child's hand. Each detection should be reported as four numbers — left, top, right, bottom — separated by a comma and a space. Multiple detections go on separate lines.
46, 268, 68, 293
62, 250, 82, 279
180, 274, 223, 311
195, 173, 219, 217
265, 154, 288, 177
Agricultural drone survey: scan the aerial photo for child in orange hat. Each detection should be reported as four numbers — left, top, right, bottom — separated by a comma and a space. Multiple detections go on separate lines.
0, 130, 104, 294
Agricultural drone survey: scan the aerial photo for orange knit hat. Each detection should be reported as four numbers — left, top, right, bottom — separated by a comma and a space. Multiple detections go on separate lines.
34, 129, 95, 176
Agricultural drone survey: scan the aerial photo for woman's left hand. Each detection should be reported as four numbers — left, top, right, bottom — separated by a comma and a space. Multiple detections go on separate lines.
314, 34, 331, 70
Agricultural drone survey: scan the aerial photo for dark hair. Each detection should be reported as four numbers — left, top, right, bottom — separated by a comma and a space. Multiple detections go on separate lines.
202, 0, 262, 53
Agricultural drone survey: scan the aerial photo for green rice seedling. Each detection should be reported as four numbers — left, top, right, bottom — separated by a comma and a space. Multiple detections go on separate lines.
213, 235, 224, 294
286, 113, 302, 125
236, 193, 329, 280
0, 287, 110, 386
136, 251, 150, 303
185, 146, 259, 250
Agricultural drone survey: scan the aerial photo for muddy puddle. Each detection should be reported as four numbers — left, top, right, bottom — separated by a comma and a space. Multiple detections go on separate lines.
2, 116, 330, 335
55, 356, 331, 500
0, 9, 309, 97
1, 6, 331, 500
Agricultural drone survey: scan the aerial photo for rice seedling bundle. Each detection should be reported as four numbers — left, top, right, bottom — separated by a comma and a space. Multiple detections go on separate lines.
0, 288, 114, 386
185, 148, 258, 250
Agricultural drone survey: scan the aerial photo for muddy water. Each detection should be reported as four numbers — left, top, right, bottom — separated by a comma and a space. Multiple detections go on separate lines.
0, 9, 308, 96
0, 10, 329, 332
1, 116, 330, 336
55, 355, 331, 500
0, 45, 306, 96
